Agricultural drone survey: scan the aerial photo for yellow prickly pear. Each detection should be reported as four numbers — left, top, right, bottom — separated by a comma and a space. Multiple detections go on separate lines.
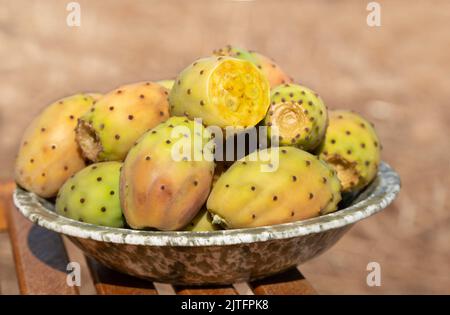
184, 207, 220, 232
213, 45, 293, 88
207, 147, 342, 228
15, 93, 99, 198
316, 110, 381, 192
169, 56, 270, 129
76, 82, 170, 162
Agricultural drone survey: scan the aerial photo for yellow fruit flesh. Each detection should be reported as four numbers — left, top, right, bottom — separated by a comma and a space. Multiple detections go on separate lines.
209, 60, 269, 127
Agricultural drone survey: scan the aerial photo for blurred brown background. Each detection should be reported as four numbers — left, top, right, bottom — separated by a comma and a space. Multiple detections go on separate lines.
0, 0, 449, 294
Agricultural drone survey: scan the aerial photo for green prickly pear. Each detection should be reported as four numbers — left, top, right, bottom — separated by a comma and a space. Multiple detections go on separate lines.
15, 93, 99, 198
264, 83, 328, 151
213, 45, 293, 88
169, 56, 270, 128
56, 162, 124, 228
120, 117, 215, 231
316, 110, 381, 193
207, 147, 341, 229
76, 82, 170, 162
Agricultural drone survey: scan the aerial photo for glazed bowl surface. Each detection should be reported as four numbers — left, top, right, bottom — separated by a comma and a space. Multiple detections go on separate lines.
13, 162, 400, 285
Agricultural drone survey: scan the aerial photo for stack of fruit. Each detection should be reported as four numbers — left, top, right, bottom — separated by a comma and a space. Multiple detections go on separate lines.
14, 46, 381, 232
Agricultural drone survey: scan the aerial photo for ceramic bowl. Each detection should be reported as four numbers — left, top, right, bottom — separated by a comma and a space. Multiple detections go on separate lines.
13, 162, 400, 285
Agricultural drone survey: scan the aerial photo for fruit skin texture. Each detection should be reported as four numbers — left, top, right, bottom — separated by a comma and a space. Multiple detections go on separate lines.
14, 93, 99, 198
56, 162, 124, 227
213, 45, 293, 88
169, 56, 270, 128
184, 207, 220, 231
207, 146, 341, 229
316, 110, 381, 193
156, 79, 175, 90
265, 83, 328, 152
120, 117, 215, 231
76, 82, 170, 162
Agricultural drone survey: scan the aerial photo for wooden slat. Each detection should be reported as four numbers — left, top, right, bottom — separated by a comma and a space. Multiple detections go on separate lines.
177, 285, 237, 295
86, 257, 157, 295
153, 282, 177, 295
0, 181, 20, 294
251, 267, 316, 295
62, 236, 97, 294
0, 232, 20, 294
0, 181, 15, 231
233, 282, 254, 295
4, 183, 79, 294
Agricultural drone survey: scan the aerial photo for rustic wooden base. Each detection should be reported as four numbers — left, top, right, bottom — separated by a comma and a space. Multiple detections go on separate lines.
0, 181, 316, 295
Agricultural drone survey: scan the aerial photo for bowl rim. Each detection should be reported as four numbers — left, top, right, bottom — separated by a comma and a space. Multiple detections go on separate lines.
13, 161, 400, 247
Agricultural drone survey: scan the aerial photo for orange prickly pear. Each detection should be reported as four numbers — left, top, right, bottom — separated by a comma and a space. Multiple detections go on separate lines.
120, 117, 215, 231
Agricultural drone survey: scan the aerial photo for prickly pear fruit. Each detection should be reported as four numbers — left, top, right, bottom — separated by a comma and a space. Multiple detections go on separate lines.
86, 93, 103, 102
213, 45, 293, 88
212, 161, 229, 186
56, 162, 124, 227
14, 93, 99, 198
316, 110, 381, 193
169, 56, 270, 128
156, 79, 175, 90
207, 147, 341, 228
184, 207, 220, 231
76, 82, 170, 162
120, 117, 215, 231
264, 84, 328, 151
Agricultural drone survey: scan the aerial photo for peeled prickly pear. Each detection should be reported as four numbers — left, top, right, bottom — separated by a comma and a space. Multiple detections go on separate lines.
316, 110, 381, 192
213, 45, 293, 88
264, 83, 328, 152
169, 56, 270, 128
120, 117, 215, 231
207, 147, 341, 228
15, 93, 99, 198
56, 162, 124, 227
76, 82, 170, 162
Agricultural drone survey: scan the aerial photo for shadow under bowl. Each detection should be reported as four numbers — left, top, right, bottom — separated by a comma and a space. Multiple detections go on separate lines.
13, 162, 400, 285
